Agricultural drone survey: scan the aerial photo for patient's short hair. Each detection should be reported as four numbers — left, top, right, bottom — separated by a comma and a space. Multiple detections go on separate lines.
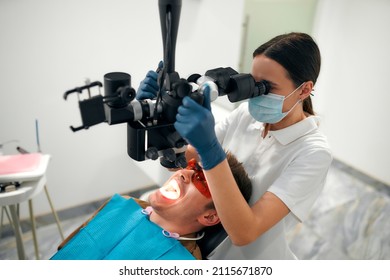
226, 151, 252, 203
205, 151, 252, 210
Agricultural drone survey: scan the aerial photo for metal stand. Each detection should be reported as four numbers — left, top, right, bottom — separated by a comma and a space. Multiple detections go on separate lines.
8, 204, 26, 259
0, 184, 65, 259
0, 154, 63, 259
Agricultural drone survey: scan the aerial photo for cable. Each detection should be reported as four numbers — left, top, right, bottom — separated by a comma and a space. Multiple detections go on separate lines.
153, 8, 172, 125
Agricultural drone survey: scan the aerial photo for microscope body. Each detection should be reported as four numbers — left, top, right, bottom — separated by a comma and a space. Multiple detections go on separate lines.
63, 0, 270, 168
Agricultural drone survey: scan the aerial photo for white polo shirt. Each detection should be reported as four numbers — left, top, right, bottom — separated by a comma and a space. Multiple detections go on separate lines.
208, 102, 332, 260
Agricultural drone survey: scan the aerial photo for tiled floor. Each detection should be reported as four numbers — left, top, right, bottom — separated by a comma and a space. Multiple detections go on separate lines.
287, 160, 390, 259
1, 160, 389, 260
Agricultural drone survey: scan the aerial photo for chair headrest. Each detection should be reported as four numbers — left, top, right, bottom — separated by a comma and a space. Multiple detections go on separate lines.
197, 223, 227, 259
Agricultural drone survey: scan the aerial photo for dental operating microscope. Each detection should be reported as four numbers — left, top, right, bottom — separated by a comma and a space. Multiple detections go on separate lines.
63, 0, 270, 169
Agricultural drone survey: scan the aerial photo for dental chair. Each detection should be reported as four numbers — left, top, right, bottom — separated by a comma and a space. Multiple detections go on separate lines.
197, 223, 227, 259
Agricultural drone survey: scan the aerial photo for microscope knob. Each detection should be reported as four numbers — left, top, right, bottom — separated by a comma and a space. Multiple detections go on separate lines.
145, 147, 159, 160
189, 92, 204, 105
175, 154, 187, 169
162, 149, 176, 162
198, 81, 219, 102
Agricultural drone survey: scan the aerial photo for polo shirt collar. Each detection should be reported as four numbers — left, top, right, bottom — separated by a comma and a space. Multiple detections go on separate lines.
269, 116, 320, 145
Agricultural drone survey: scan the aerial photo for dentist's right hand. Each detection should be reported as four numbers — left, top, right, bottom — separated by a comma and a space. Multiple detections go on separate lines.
136, 61, 163, 100
174, 86, 226, 170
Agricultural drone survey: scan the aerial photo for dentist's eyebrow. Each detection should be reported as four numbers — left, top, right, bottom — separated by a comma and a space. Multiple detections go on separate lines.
264, 79, 277, 87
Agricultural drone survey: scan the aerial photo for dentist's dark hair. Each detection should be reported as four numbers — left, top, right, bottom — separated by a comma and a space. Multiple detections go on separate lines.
253, 32, 321, 115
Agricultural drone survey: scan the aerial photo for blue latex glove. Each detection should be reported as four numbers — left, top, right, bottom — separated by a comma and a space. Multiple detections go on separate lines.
136, 61, 163, 100
174, 87, 226, 170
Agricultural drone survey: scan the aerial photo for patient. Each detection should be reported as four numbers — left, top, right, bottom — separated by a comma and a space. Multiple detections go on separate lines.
51, 152, 252, 260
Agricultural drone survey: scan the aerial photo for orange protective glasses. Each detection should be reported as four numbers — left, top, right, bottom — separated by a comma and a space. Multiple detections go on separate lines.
186, 159, 211, 198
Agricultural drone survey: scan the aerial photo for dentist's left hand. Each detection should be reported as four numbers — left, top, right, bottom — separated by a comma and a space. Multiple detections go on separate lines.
136, 61, 163, 100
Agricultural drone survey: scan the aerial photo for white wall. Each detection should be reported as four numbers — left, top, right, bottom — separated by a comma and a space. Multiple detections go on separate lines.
312, 0, 390, 185
0, 0, 244, 219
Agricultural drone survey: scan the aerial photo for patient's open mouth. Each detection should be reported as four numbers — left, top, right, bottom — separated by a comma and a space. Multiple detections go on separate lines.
159, 179, 181, 200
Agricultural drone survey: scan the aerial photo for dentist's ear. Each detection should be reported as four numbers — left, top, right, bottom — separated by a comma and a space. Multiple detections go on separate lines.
198, 210, 220, 226
300, 81, 314, 100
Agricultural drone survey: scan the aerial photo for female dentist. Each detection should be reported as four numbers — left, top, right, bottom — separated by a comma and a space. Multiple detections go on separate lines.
139, 32, 332, 259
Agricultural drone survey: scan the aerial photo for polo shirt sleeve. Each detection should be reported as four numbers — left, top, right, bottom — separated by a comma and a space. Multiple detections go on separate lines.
268, 147, 333, 222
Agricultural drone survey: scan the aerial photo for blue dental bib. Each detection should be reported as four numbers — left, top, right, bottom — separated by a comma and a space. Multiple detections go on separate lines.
50, 194, 195, 260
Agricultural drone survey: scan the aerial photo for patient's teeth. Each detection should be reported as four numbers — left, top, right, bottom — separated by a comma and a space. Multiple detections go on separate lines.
159, 179, 180, 200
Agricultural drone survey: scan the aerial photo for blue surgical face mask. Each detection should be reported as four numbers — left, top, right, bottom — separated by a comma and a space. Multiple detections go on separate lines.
248, 83, 304, 124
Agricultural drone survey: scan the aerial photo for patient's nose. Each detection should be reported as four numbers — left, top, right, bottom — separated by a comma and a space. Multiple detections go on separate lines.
179, 169, 193, 183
